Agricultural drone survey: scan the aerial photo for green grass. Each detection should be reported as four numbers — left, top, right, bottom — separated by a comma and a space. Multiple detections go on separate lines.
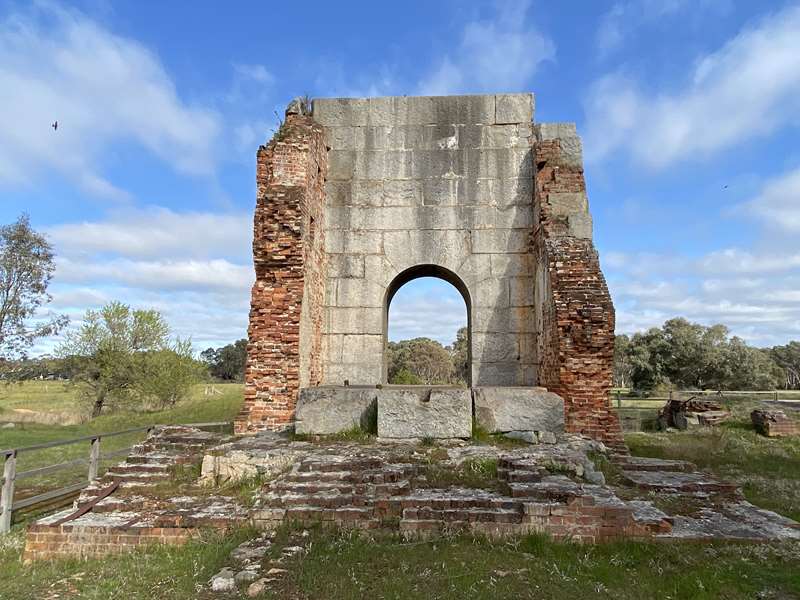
421, 458, 503, 492
2, 523, 799, 599
626, 420, 800, 521
260, 526, 800, 599
0, 382, 243, 523
0, 526, 256, 600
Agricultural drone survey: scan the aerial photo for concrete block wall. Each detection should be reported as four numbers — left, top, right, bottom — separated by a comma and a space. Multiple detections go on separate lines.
314, 93, 538, 386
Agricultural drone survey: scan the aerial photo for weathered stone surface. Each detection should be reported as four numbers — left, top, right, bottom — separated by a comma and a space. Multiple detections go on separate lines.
295, 387, 377, 435
377, 388, 472, 439
504, 430, 538, 444
242, 93, 623, 448
474, 387, 565, 433
495, 93, 533, 124
210, 568, 236, 592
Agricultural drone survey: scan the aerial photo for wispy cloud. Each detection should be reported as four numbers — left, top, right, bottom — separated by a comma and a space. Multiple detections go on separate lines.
735, 166, 800, 234
47, 206, 251, 260
0, 3, 221, 199
595, 0, 731, 57
584, 4, 800, 167
418, 0, 554, 95
388, 281, 467, 346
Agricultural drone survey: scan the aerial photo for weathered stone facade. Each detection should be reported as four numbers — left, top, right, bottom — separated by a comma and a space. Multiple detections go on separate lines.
237, 93, 623, 446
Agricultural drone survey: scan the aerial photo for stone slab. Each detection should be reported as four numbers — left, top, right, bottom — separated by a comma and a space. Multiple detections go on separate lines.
377, 388, 472, 439
473, 387, 565, 433
295, 387, 378, 435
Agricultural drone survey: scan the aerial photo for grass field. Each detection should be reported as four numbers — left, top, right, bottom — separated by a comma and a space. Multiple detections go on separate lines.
0, 381, 243, 514
1, 383, 799, 598
0, 524, 798, 599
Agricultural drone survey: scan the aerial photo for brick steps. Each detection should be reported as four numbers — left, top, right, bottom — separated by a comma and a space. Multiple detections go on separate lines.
402, 506, 522, 524
614, 456, 696, 473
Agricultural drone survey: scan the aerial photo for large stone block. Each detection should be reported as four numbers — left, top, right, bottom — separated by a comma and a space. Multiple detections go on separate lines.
312, 98, 369, 126
295, 387, 377, 435
377, 388, 472, 439
495, 93, 534, 124
473, 387, 565, 433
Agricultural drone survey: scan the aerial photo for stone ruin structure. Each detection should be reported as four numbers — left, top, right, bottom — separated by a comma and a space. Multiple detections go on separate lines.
22, 95, 800, 567
236, 93, 623, 448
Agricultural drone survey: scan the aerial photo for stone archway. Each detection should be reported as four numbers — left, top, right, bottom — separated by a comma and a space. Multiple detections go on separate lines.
237, 93, 624, 449
383, 264, 472, 386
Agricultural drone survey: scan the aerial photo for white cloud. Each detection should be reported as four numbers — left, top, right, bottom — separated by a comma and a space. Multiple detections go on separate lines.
584, 4, 800, 167
418, 0, 554, 95
388, 282, 467, 346
0, 3, 221, 198
47, 206, 251, 261
595, 0, 730, 57
736, 166, 800, 234
54, 257, 253, 292
607, 248, 800, 345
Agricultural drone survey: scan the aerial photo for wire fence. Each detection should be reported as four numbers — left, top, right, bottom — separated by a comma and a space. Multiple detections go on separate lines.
0, 421, 231, 534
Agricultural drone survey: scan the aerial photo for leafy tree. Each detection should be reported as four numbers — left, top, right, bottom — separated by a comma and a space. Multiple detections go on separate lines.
387, 337, 455, 384
449, 326, 469, 385
134, 340, 206, 409
613, 334, 632, 388
769, 342, 800, 389
201, 339, 247, 382
626, 327, 671, 390
616, 317, 787, 391
0, 214, 67, 358
57, 301, 198, 417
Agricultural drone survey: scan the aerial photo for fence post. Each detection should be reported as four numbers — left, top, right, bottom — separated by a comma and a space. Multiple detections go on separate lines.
775, 390, 779, 402
88, 437, 101, 482
1, 451, 17, 534
616, 390, 621, 408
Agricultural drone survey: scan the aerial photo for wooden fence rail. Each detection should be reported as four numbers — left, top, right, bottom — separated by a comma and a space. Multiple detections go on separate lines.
0, 421, 230, 534
609, 389, 799, 409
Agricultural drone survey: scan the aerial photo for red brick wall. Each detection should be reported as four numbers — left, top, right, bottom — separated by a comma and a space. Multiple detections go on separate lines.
23, 524, 194, 562
235, 114, 327, 434
533, 138, 625, 449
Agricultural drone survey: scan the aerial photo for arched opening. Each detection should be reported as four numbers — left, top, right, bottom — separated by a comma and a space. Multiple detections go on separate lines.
383, 265, 471, 386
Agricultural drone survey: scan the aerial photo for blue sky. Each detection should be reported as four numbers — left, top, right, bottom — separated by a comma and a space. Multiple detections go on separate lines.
1, 0, 799, 352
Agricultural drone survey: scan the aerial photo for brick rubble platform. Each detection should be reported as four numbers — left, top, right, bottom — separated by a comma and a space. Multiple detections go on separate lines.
24, 426, 247, 561
23, 430, 800, 561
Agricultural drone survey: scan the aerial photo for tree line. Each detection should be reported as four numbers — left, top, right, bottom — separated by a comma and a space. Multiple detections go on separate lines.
387, 327, 469, 385
3, 213, 798, 419
614, 317, 799, 391
0, 214, 248, 419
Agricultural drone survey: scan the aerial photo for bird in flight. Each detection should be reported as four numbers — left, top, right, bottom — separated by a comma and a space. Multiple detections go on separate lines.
51, 121, 58, 131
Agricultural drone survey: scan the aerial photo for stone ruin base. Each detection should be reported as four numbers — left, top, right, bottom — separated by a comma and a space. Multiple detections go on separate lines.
23, 425, 800, 562
294, 385, 565, 441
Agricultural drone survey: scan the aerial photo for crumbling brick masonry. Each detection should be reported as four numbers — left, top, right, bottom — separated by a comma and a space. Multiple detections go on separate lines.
236, 93, 623, 447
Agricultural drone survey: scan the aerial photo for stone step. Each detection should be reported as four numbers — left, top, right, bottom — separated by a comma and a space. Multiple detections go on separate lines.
103, 463, 171, 475
621, 470, 739, 496
269, 480, 411, 497
392, 493, 518, 511
284, 505, 378, 524
126, 453, 183, 465
297, 457, 385, 473
283, 466, 417, 485
261, 492, 374, 509
614, 456, 696, 473
497, 468, 544, 483
508, 480, 581, 502
402, 506, 523, 524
